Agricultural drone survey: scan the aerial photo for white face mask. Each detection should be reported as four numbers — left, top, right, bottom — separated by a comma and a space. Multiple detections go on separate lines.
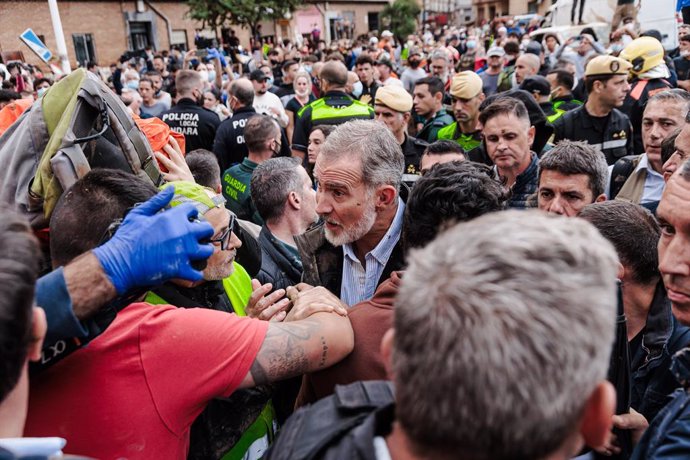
37, 87, 48, 97
198, 70, 209, 82
207, 70, 216, 82
352, 81, 363, 98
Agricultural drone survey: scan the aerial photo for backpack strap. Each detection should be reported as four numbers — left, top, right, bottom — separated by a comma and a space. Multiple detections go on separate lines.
265, 381, 394, 460
609, 155, 641, 199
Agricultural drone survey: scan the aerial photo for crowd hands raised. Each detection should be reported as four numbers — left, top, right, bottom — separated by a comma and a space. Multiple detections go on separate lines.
6, 11, 690, 460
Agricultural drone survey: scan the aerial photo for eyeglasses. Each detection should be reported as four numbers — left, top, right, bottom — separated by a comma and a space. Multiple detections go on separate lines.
209, 211, 237, 250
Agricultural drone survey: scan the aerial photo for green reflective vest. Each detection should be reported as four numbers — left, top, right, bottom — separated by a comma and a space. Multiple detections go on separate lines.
436, 122, 483, 152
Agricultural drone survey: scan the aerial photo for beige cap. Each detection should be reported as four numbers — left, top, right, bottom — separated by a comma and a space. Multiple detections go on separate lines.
450, 71, 483, 99
375, 84, 413, 113
585, 55, 632, 77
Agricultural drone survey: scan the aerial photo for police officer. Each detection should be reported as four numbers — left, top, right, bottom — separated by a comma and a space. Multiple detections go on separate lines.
374, 85, 428, 182
161, 70, 220, 154
291, 61, 374, 160
552, 55, 634, 165
212, 78, 258, 172
620, 36, 674, 155
546, 69, 583, 113
436, 71, 486, 153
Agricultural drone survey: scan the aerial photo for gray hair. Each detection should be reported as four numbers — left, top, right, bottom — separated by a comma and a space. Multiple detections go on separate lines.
394, 210, 619, 459
251, 157, 303, 222
646, 88, 690, 121
539, 140, 609, 197
430, 50, 450, 63
319, 120, 404, 191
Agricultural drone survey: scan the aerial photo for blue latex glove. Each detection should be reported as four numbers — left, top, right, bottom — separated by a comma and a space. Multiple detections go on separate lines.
93, 187, 214, 295
207, 48, 228, 68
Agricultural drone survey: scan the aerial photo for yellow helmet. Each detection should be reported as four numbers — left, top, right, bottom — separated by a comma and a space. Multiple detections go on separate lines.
620, 37, 665, 75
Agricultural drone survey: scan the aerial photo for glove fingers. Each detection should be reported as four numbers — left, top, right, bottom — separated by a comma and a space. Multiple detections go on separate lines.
190, 243, 214, 261
129, 187, 174, 217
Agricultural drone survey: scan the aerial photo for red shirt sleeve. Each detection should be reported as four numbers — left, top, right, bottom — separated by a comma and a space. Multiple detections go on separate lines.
136, 304, 268, 436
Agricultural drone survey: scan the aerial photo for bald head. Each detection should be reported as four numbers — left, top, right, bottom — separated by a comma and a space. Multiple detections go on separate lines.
230, 78, 255, 107
320, 61, 348, 90
515, 54, 541, 84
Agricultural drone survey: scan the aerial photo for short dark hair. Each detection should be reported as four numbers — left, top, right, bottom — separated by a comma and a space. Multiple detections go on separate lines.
503, 42, 520, 54
138, 77, 154, 88
251, 157, 304, 222
282, 60, 298, 71
423, 140, 465, 157
414, 76, 445, 96
585, 74, 616, 94
144, 70, 161, 79
186, 149, 221, 189
0, 207, 40, 403
49, 170, 158, 267
661, 128, 682, 165
478, 98, 529, 126
539, 140, 608, 198
355, 54, 375, 67
403, 161, 508, 250
579, 201, 660, 285
310, 124, 336, 138
0, 89, 20, 103
244, 115, 279, 153
33, 77, 52, 88
547, 69, 574, 91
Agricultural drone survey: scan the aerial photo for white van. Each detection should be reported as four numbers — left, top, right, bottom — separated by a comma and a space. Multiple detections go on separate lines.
542, 0, 678, 49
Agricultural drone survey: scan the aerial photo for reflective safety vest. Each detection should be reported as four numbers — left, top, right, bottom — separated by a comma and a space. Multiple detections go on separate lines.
546, 107, 567, 123
436, 122, 482, 152
144, 262, 277, 460
298, 96, 374, 124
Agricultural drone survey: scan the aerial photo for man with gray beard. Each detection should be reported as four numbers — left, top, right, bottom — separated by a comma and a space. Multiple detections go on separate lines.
295, 119, 405, 306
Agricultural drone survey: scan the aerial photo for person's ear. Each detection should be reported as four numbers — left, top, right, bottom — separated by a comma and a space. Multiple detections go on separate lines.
595, 193, 607, 203
380, 328, 395, 380
403, 112, 411, 124
580, 381, 616, 450
616, 261, 626, 280
375, 185, 397, 209
287, 190, 301, 210
527, 125, 536, 147
434, 91, 443, 103
28, 307, 47, 362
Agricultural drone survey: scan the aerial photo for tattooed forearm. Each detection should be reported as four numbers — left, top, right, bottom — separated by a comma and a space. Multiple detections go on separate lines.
250, 321, 315, 386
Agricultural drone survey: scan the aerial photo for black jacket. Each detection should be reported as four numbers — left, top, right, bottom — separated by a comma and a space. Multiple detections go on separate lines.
256, 226, 303, 291
213, 106, 257, 172
160, 98, 220, 153
552, 105, 634, 165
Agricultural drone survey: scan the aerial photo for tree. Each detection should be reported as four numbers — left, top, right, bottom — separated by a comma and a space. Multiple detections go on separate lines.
380, 0, 421, 43
186, 0, 303, 41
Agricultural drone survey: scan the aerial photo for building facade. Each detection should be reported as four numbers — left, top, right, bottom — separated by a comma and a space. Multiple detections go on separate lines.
473, 0, 552, 22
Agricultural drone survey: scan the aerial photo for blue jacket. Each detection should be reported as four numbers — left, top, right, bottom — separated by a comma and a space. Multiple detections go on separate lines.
631, 283, 690, 422
499, 153, 539, 209
632, 348, 690, 459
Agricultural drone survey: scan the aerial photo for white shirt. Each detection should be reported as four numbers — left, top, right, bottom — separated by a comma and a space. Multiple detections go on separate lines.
380, 77, 404, 88
253, 92, 289, 127
340, 199, 405, 306
373, 436, 392, 460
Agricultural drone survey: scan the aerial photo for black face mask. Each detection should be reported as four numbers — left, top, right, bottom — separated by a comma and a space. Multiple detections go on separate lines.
409, 60, 421, 68
270, 59, 279, 65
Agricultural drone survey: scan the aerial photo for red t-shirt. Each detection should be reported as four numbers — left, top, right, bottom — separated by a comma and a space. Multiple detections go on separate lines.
24, 302, 268, 459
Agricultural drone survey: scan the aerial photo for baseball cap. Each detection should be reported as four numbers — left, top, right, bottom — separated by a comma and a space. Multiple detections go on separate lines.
450, 71, 483, 99
375, 85, 413, 113
487, 46, 506, 58
519, 75, 551, 96
381, 30, 394, 38
584, 55, 632, 77
249, 69, 270, 81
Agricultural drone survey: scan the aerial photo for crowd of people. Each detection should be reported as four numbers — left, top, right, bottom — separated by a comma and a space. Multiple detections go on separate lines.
4, 8, 690, 460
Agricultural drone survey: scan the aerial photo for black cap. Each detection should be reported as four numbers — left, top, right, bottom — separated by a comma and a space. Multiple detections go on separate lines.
525, 40, 543, 56
520, 75, 551, 96
249, 69, 270, 81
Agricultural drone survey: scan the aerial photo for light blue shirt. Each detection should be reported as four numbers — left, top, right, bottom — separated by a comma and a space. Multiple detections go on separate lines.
340, 199, 405, 306
605, 154, 665, 203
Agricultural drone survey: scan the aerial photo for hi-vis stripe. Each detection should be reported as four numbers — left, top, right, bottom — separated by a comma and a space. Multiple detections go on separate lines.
591, 139, 628, 150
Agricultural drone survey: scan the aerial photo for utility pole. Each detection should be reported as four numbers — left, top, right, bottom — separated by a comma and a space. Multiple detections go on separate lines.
47, 0, 71, 74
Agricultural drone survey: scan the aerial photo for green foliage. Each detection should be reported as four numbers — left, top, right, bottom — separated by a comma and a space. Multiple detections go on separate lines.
380, 0, 420, 40
186, 0, 303, 34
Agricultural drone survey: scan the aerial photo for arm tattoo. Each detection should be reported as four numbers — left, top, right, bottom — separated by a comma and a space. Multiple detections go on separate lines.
250, 319, 329, 386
